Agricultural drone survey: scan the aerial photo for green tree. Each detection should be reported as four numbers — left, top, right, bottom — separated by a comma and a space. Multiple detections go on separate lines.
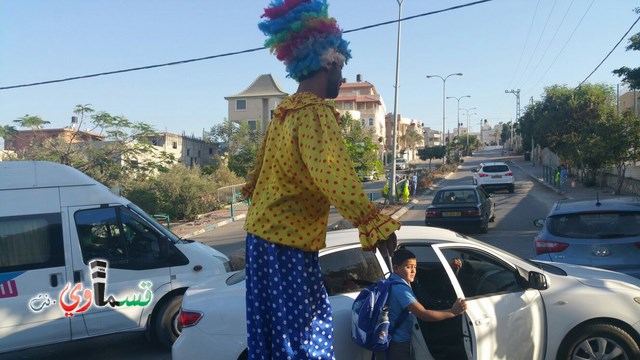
339, 112, 382, 176
206, 119, 263, 178
418, 146, 446, 169
4, 106, 174, 188
613, 8, 640, 89
400, 129, 423, 158
600, 110, 640, 194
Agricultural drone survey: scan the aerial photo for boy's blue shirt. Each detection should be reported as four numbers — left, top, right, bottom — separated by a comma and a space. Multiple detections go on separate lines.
388, 273, 417, 342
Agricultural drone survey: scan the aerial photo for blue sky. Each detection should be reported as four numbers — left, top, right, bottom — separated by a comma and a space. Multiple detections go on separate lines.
1, 0, 638, 142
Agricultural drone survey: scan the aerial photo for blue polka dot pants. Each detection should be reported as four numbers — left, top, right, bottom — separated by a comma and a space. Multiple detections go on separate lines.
245, 233, 335, 360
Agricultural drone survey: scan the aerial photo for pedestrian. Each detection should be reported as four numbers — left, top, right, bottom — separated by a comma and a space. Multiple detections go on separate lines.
242, 1, 401, 358
560, 164, 568, 193
374, 249, 467, 360
411, 173, 418, 197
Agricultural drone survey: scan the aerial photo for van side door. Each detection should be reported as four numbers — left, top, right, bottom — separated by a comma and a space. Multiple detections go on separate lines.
68, 205, 173, 336
0, 188, 70, 353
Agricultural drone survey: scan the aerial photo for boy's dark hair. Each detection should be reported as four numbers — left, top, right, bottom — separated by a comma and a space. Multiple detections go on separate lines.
392, 248, 416, 267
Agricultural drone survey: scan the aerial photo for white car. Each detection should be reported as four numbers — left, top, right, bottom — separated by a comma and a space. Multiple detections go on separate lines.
395, 158, 408, 170
472, 162, 515, 193
173, 226, 640, 360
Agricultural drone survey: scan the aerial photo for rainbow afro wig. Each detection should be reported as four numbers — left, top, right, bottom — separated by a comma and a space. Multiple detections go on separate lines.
259, 0, 351, 82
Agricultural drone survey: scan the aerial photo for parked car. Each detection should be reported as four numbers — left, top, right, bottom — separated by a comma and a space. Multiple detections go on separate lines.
532, 196, 640, 278
357, 169, 377, 181
0, 161, 231, 354
471, 162, 514, 193
173, 226, 640, 360
395, 158, 408, 170
425, 185, 495, 233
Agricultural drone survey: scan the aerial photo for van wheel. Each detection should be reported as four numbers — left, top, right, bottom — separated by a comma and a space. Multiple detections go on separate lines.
557, 323, 640, 360
154, 294, 183, 349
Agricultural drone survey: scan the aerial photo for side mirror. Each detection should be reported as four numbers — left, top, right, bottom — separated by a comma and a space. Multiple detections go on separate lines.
528, 271, 548, 290
533, 219, 545, 228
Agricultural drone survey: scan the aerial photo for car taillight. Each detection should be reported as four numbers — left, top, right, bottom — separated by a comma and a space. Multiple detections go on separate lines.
478, 173, 489, 177
463, 209, 481, 216
534, 237, 569, 255
505, 172, 513, 176
425, 210, 440, 218
179, 310, 203, 328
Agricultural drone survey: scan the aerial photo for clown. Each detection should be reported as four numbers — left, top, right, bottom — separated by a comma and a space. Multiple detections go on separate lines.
242, 1, 400, 359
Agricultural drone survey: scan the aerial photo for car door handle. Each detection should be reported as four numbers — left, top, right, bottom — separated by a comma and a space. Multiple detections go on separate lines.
473, 317, 492, 326
74, 270, 83, 283
50, 273, 63, 287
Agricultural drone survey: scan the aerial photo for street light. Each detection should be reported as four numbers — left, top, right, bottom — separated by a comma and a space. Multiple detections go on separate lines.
427, 73, 463, 162
461, 107, 476, 154
389, 0, 404, 202
446, 95, 470, 138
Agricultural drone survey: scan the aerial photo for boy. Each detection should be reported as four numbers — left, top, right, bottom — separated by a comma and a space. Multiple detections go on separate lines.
376, 249, 467, 360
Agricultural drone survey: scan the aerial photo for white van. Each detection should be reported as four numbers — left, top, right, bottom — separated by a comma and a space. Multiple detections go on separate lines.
0, 161, 231, 353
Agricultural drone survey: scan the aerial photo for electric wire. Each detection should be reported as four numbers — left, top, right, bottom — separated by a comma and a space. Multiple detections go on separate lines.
576, 13, 640, 89
0, 0, 495, 91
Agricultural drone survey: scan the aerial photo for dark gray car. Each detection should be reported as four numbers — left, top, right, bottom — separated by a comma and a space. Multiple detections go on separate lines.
425, 185, 495, 233
533, 197, 640, 278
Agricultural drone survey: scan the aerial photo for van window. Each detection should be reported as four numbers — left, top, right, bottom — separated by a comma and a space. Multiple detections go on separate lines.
74, 206, 188, 270
0, 213, 65, 273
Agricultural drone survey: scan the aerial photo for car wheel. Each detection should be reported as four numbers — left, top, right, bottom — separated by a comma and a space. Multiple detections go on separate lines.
154, 294, 183, 349
558, 323, 640, 360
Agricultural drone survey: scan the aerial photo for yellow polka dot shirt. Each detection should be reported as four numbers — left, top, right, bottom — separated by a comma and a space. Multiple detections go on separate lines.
242, 92, 400, 252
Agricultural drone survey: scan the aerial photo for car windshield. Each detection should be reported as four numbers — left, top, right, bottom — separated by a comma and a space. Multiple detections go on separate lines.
433, 190, 478, 204
547, 211, 640, 238
482, 165, 509, 173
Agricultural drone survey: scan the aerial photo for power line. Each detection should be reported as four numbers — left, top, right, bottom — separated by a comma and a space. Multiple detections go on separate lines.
576, 13, 640, 89
0, 0, 495, 91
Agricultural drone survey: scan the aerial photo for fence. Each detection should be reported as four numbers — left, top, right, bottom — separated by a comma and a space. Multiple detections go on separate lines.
217, 183, 246, 205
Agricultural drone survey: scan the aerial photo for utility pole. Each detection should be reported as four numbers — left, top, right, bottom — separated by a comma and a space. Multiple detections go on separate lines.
505, 89, 520, 150
389, 0, 403, 202
530, 96, 535, 166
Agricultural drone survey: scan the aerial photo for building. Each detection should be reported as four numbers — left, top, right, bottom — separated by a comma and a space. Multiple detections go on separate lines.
385, 114, 425, 161
147, 132, 218, 168
423, 127, 443, 147
620, 90, 640, 117
3, 128, 105, 153
224, 74, 289, 132
333, 75, 388, 161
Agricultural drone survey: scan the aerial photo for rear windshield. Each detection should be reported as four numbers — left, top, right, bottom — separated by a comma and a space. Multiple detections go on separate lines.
481, 165, 510, 173
433, 190, 478, 204
547, 212, 640, 239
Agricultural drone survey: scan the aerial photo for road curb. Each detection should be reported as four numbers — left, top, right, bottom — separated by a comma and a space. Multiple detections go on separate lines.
179, 213, 246, 238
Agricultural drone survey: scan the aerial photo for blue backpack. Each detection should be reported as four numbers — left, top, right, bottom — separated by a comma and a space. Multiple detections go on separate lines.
351, 277, 410, 354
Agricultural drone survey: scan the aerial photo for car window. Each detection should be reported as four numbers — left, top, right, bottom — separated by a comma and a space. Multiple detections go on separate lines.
440, 248, 524, 299
0, 213, 65, 273
481, 165, 510, 173
433, 190, 477, 204
75, 206, 188, 269
547, 212, 640, 238
319, 247, 384, 296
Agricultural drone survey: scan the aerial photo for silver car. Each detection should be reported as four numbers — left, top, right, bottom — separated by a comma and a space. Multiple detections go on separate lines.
533, 197, 640, 278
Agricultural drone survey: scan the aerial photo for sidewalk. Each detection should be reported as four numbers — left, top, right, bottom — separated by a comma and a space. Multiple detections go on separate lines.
170, 181, 444, 238
508, 155, 616, 200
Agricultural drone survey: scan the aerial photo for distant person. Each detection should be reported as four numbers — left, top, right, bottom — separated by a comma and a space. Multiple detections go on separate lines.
375, 249, 466, 360
411, 173, 418, 197
560, 164, 568, 193
242, 1, 400, 358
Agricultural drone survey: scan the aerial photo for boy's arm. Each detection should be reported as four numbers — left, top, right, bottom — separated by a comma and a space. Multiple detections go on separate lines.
406, 298, 467, 322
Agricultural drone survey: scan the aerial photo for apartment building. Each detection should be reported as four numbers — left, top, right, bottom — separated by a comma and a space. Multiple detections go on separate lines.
224, 74, 289, 132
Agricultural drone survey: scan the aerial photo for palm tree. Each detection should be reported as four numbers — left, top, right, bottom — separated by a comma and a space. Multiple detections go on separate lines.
400, 129, 424, 160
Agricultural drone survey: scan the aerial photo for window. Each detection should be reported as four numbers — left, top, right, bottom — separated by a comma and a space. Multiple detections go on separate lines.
440, 248, 524, 298
172, 141, 177, 149
209, 148, 213, 155
0, 213, 65, 272
74, 206, 188, 269
319, 247, 383, 296
187, 149, 190, 156
248, 120, 257, 130
236, 99, 247, 110
361, 119, 365, 127
548, 212, 640, 238
368, 118, 374, 126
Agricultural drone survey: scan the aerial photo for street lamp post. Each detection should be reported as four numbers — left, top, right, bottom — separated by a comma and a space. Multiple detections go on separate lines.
505, 89, 521, 150
461, 107, 476, 154
446, 95, 470, 138
427, 73, 463, 163
389, 0, 404, 202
